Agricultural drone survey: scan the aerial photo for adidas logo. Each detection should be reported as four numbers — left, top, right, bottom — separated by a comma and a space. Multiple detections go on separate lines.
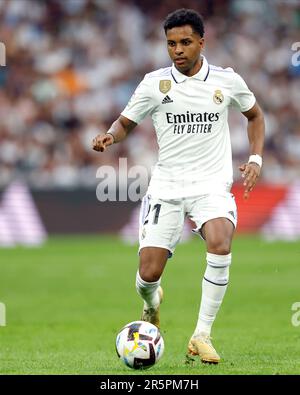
162, 95, 173, 104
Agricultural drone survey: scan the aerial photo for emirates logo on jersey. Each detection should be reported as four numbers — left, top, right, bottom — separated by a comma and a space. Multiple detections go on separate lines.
166, 111, 220, 135
213, 90, 224, 104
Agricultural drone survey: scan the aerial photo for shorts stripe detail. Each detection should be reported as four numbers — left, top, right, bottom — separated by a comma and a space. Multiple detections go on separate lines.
141, 195, 150, 225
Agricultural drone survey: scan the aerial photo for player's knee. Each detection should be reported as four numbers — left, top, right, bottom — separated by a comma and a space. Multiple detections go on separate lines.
139, 248, 168, 282
214, 245, 231, 255
138, 266, 161, 283
207, 238, 231, 255
139, 256, 163, 282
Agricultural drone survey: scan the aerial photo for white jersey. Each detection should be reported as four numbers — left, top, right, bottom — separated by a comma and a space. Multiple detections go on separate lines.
121, 56, 256, 199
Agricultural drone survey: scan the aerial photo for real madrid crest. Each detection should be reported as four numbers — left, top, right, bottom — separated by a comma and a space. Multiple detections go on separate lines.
213, 89, 224, 104
159, 80, 171, 94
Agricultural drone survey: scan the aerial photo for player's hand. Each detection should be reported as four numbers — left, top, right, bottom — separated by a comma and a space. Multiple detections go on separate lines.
239, 162, 261, 200
92, 133, 114, 152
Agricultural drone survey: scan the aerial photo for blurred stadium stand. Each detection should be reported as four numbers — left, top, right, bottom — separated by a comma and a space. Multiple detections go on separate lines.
0, 0, 299, 242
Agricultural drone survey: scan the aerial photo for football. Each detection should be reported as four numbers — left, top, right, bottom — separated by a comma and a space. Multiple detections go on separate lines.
115, 320, 164, 369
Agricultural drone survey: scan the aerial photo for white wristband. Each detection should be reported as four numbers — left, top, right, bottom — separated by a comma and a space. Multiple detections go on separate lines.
106, 132, 115, 143
248, 154, 262, 168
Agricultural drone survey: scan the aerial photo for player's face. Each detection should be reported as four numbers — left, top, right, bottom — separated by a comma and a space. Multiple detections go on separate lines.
166, 25, 204, 76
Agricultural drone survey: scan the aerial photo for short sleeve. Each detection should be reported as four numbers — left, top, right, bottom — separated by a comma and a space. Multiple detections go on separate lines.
230, 72, 256, 112
121, 76, 154, 124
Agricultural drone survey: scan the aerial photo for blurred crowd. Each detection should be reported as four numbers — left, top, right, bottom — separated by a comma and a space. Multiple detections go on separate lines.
0, 0, 299, 189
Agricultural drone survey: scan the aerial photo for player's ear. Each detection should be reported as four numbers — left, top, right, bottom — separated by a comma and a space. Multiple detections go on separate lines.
199, 37, 205, 50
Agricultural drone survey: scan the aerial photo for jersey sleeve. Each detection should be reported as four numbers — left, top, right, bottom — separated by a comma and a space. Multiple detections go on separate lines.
230, 72, 256, 112
121, 76, 154, 124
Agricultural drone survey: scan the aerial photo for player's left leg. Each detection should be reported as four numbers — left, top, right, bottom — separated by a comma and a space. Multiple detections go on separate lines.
194, 218, 234, 335
187, 192, 237, 363
188, 218, 234, 363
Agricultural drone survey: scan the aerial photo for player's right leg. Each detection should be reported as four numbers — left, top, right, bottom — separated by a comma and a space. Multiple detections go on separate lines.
136, 247, 168, 328
136, 195, 184, 328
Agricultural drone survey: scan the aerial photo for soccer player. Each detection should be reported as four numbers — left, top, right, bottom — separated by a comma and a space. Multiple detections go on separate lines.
93, 9, 265, 364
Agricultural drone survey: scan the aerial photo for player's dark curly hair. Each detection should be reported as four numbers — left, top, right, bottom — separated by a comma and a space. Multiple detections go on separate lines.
163, 8, 204, 37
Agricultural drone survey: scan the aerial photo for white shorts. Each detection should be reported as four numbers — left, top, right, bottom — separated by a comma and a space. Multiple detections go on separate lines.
139, 193, 237, 257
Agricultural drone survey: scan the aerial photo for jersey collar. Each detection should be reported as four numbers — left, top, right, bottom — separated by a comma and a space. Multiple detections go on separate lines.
171, 56, 210, 83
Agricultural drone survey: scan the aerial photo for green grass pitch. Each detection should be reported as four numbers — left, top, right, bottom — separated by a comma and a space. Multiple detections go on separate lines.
0, 235, 299, 375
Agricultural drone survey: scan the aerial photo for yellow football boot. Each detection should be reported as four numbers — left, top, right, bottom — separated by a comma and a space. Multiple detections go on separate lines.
188, 333, 220, 364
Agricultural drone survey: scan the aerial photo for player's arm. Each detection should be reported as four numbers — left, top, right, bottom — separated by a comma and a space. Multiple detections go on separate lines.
240, 102, 265, 199
92, 115, 137, 152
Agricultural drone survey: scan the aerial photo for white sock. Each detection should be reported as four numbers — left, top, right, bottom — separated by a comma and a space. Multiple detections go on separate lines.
193, 253, 231, 337
136, 271, 161, 309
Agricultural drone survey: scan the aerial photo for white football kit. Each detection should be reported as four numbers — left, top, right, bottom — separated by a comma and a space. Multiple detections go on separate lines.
121, 56, 256, 255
